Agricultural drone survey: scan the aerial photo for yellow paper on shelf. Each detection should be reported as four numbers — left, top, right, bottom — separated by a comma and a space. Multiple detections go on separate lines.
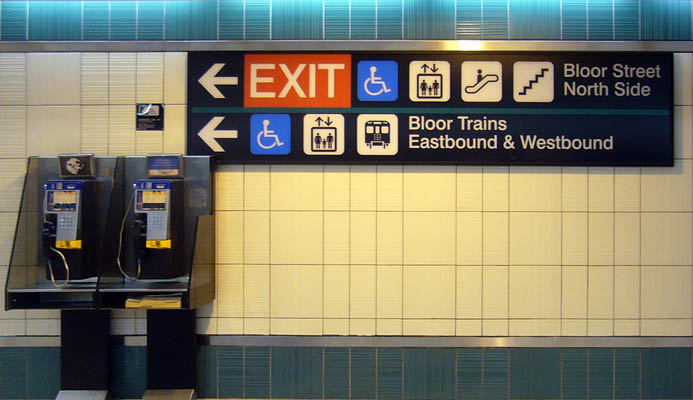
125, 295, 182, 309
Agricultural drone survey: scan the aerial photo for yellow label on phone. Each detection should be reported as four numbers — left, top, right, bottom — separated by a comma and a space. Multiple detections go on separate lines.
56, 240, 82, 249
146, 239, 171, 249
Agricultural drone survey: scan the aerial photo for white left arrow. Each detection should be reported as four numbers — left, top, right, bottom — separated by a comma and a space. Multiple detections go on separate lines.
198, 63, 238, 99
198, 116, 238, 152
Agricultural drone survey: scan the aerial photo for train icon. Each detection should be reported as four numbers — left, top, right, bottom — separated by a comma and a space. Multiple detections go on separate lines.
357, 114, 398, 156
364, 120, 391, 148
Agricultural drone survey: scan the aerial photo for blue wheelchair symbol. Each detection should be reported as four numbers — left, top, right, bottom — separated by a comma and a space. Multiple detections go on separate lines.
250, 114, 291, 155
358, 61, 398, 101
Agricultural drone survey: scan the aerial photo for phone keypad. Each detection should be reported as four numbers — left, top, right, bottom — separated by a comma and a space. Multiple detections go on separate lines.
58, 215, 74, 229
146, 212, 168, 240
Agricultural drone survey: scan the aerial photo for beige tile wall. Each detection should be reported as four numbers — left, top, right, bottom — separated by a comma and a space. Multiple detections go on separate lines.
0, 52, 691, 336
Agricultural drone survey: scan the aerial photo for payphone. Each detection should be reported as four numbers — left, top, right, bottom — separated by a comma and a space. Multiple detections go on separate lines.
42, 155, 99, 286
118, 155, 186, 280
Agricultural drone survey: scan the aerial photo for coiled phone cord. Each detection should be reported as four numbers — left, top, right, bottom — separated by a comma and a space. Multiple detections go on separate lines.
116, 191, 141, 281
47, 246, 70, 288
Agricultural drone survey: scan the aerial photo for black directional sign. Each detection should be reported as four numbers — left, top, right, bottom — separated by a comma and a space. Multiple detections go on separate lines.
187, 51, 673, 166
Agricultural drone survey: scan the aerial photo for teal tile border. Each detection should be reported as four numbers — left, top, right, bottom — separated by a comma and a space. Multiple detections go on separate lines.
219, 0, 244, 40
272, 0, 322, 40
404, 0, 455, 40
110, 1, 137, 40
351, 0, 376, 39
456, 0, 482, 39
164, 0, 217, 40
324, 347, 349, 399
28, 0, 81, 41
589, 348, 614, 400
270, 347, 323, 399
376, 348, 402, 399
83, 1, 110, 41
218, 346, 243, 398
26, 347, 60, 399
403, 348, 455, 400
483, 348, 509, 400
457, 348, 482, 399
351, 347, 376, 399
509, 348, 561, 399
137, 0, 164, 40
109, 345, 146, 400
588, 0, 615, 40
509, 0, 561, 40
0, 0, 692, 41
1, 1, 27, 41
196, 345, 218, 398
324, 0, 350, 39
244, 347, 270, 399
3, 346, 693, 400
0, 347, 27, 399
562, 348, 588, 399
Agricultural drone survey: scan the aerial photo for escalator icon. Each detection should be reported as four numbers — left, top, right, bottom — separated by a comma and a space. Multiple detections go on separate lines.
461, 61, 503, 102
464, 71, 499, 94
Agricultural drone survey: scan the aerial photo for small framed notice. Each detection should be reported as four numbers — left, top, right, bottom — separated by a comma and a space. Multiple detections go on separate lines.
136, 104, 164, 131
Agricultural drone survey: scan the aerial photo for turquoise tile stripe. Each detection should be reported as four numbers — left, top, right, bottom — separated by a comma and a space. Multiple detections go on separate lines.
28, 0, 81, 41
244, 347, 270, 399
483, 0, 509, 39
642, 348, 693, 399
219, 0, 244, 40
83, 1, 110, 40
324, 347, 349, 399
483, 349, 509, 400
641, 0, 693, 40
562, 349, 588, 399
165, 0, 217, 40
377, 348, 402, 399
110, 1, 137, 40
137, 0, 164, 40
509, 0, 561, 40
351, 347, 376, 399
245, 0, 270, 39
109, 345, 146, 400
218, 346, 243, 398
615, 348, 640, 399
456, 348, 482, 399
0, 347, 26, 399
3, 346, 693, 399
196, 345, 219, 398
0, 0, 692, 41
509, 348, 561, 399
1, 1, 27, 41
377, 0, 402, 40
271, 347, 322, 399
589, 348, 614, 399
404, 348, 456, 400
351, 0, 376, 39
324, 0, 350, 39
456, 0, 482, 39
272, 0, 322, 40
404, 0, 455, 40
26, 347, 60, 399
614, 0, 640, 40
588, 0, 614, 40
562, 0, 588, 39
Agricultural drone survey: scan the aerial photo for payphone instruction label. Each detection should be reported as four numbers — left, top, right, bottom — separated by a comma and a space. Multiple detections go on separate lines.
187, 52, 673, 166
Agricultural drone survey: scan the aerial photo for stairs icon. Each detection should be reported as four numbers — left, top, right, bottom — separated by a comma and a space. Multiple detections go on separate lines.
513, 62, 554, 103
518, 68, 550, 96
